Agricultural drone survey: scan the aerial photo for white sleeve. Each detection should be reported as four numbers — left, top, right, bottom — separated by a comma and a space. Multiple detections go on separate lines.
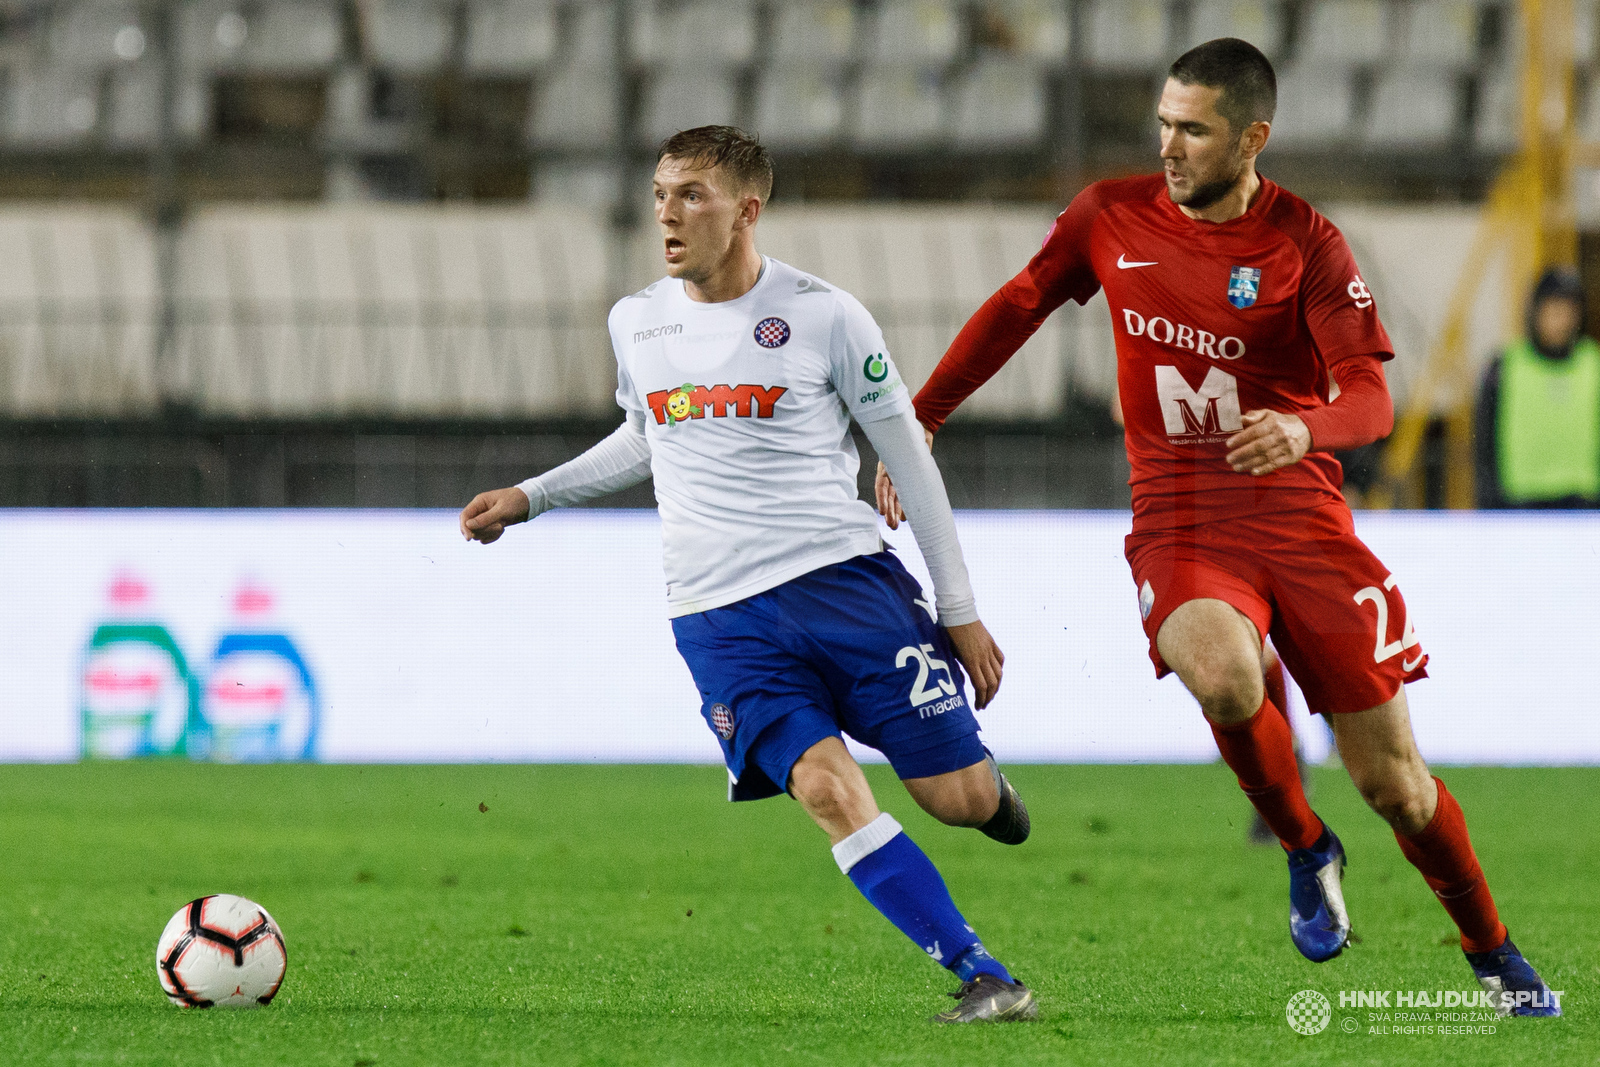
516, 414, 653, 518
859, 408, 978, 627
828, 290, 914, 425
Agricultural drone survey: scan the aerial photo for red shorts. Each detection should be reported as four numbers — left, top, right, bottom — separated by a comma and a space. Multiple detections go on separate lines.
1124, 502, 1428, 716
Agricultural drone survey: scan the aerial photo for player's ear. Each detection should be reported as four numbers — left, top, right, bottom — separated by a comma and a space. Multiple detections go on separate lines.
1241, 120, 1270, 161
734, 193, 763, 231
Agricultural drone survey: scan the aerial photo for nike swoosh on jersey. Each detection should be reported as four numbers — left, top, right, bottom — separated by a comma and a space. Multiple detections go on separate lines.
1117, 254, 1158, 269
1403, 652, 1425, 672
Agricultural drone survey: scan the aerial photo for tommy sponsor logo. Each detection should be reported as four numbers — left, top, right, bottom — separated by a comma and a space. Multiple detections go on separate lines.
646, 382, 788, 425
1121, 307, 1246, 360
633, 323, 683, 343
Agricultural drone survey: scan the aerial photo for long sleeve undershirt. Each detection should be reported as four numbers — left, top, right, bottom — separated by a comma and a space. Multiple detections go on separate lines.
515, 414, 653, 517
859, 408, 977, 626
513, 407, 978, 626
1299, 354, 1394, 453
914, 274, 1394, 455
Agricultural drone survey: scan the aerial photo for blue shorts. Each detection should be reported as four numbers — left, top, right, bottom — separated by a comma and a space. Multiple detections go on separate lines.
671, 550, 986, 801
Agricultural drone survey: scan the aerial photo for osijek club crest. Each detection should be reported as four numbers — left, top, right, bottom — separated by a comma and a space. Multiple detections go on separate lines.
1227, 266, 1261, 309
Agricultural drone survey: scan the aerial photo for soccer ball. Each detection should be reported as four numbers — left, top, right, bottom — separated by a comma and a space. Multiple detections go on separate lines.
156, 894, 287, 1008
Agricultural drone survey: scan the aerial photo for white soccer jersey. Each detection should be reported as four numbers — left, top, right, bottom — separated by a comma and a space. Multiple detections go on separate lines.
609, 256, 913, 617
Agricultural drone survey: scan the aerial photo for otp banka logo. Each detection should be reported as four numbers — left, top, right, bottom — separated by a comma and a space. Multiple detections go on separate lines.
79, 572, 318, 762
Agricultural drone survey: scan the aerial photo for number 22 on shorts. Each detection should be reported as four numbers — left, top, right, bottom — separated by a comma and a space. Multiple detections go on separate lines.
1352, 575, 1423, 671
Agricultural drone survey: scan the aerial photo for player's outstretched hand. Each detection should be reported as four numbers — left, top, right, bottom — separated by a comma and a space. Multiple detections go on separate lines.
946, 618, 1003, 710
875, 461, 905, 529
459, 486, 531, 544
874, 427, 936, 530
1225, 410, 1312, 476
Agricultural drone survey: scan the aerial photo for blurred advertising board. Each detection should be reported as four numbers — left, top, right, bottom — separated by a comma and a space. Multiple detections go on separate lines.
0, 509, 1594, 765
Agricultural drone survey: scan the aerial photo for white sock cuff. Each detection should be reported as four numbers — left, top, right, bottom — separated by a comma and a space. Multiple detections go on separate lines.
831, 812, 904, 874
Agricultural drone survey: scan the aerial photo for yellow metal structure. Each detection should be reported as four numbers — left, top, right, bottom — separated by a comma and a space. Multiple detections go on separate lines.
1371, 0, 1579, 509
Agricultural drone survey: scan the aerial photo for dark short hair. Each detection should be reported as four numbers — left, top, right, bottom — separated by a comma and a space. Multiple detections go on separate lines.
656, 125, 774, 202
1168, 38, 1277, 134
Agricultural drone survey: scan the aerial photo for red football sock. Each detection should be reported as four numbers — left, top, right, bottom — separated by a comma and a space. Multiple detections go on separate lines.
1263, 655, 1290, 726
1395, 778, 1507, 954
1210, 697, 1323, 850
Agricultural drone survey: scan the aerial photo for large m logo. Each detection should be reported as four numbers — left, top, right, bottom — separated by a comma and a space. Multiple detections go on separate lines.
1154, 366, 1243, 436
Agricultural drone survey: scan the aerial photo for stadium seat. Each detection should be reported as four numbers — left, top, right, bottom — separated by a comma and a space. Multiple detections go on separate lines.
528, 65, 621, 150
463, 0, 558, 74
535, 162, 622, 206
950, 59, 1047, 148
104, 64, 211, 148
0, 207, 159, 415
1473, 64, 1519, 152
1269, 65, 1357, 146
1395, 1, 1480, 65
1082, 0, 1171, 70
979, 0, 1071, 64
631, 1, 756, 66
175, 2, 246, 69
4, 67, 101, 146
181, 1, 343, 72
771, 0, 858, 64
568, 3, 619, 66
177, 205, 615, 416
870, 0, 962, 64
853, 65, 947, 148
753, 66, 848, 149
1298, 0, 1391, 65
366, 0, 454, 73
638, 67, 741, 146
1183, 1, 1286, 58
1365, 68, 1461, 146
48, 1, 147, 68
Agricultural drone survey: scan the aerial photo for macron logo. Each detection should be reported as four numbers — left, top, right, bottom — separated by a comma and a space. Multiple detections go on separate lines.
633, 323, 683, 343
1118, 254, 1158, 269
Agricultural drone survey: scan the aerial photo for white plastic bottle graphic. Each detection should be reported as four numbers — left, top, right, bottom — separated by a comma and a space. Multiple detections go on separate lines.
79, 572, 197, 759
197, 582, 317, 762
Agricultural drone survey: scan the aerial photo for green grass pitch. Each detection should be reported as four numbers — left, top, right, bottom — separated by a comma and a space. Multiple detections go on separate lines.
0, 762, 1593, 1066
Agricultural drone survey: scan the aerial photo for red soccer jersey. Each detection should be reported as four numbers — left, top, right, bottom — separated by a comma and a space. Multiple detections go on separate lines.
915, 174, 1395, 529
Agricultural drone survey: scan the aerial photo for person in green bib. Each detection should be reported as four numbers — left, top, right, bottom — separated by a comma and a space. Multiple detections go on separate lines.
1474, 267, 1600, 509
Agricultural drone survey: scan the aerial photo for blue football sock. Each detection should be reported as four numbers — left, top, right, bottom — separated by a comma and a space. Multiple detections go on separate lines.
833, 813, 1014, 984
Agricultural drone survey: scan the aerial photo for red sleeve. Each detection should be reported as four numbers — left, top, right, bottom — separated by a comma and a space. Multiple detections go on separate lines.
1298, 214, 1394, 365
913, 186, 1106, 431
1298, 354, 1393, 452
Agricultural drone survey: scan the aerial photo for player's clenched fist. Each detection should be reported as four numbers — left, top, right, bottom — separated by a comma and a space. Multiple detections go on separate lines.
459, 486, 531, 544
1225, 410, 1312, 476
945, 618, 1004, 709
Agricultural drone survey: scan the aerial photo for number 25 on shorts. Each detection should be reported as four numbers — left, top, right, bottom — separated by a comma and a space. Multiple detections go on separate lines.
896, 643, 957, 706
1353, 575, 1423, 671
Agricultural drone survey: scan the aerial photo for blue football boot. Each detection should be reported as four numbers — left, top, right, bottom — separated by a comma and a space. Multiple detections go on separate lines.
1285, 824, 1350, 962
1466, 934, 1562, 1017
